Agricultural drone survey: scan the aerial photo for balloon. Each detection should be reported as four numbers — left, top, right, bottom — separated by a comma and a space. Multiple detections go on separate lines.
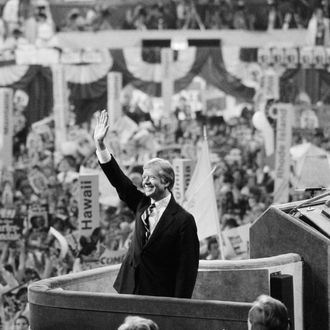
252, 111, 267, 130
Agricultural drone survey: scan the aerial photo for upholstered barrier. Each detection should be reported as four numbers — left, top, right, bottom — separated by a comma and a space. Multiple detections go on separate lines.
28, 253, 302, 330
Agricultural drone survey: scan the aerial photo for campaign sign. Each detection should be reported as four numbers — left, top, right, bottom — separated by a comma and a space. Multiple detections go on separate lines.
222, 223, 250, 260
107, 72, 123, 127
283, 47, 299, 69
28, 202, 49, 230
173, 159, 194, 204
78, 174, 100, 238
0, 209, 24, 241
0, 88, 13, 168
99, 248, 127, 266
274, 104, 293, 204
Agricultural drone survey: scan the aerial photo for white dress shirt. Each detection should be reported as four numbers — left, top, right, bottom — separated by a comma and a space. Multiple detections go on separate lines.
149, 194, 171, 235
96, 147, 112, 164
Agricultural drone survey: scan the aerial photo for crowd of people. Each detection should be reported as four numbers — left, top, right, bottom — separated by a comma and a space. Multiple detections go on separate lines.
0, 81, 327, 327
54, 0, 327, 32
0, 1, 326, 329
0, 0, 328, 53
0, 0, 327, 49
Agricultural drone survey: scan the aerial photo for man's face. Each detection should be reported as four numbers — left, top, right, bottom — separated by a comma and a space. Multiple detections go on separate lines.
142, 167, 168, 201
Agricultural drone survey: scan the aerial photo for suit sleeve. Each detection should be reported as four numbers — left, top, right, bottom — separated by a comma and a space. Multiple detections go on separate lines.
174, 214, 200, 298
99, 156, 145, 212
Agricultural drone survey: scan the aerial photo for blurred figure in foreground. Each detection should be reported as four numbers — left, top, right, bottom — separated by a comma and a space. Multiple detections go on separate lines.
248, 294, 290, 330
118, 316, 159, 330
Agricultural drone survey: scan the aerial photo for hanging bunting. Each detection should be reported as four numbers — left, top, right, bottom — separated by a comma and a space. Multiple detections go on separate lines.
123, 47, 196, 83
0, 65, 30, 86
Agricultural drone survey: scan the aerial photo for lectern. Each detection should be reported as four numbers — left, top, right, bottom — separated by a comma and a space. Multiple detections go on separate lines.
250, 197, 330, 330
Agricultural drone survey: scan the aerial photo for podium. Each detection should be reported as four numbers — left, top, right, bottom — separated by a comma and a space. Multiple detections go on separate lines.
250, 197, 330, 330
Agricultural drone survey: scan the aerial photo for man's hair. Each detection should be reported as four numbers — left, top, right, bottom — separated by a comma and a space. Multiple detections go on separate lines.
143, 158, 175, 190
248, 295, 290, 330
117, 316, 159, 330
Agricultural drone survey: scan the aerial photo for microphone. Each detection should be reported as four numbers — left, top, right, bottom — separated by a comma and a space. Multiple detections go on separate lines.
289, 188, 330, 216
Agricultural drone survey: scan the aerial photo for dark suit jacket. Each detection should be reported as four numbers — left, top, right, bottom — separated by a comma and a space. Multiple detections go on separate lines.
100, 156, 199, 298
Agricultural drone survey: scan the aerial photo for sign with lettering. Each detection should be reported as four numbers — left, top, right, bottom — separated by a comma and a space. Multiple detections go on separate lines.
274, 104, 293, 204
52, 65, 68, 152
173, 159, 194, 204
28, 201, 48, 230
260, 67, 279, 100
283, 47, 298, 69
107, 72, 122, 127
99, 248, 127, 266
257, 47, 272, 67
0, 209, 24, 241
161, 48, 174, 115
78, 174, 100, 238
0, 88, 13, 169
222, 224, 250, 260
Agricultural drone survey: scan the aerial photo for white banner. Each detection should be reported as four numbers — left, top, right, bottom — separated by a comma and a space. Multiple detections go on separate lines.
260, 67, 279, 100
183, 140, 220, 241
161, 48, 174, 116
0, 88, 13, 169
78, 174, 100, 238
173, 159, 194, 204
274, 103, 293, 204
107, 72, 122, 127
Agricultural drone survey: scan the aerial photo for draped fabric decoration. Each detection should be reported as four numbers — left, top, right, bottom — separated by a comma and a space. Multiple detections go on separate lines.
4, 65, 53, 125
67, 45, 256, 122
0, 45, 256, 124
3, 45, 330, 125
123, 47, 197, 82
0, 65, 30, 86
200, 48, 256, 102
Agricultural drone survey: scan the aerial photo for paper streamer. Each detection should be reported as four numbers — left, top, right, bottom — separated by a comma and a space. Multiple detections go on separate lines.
49, 226, 69, 259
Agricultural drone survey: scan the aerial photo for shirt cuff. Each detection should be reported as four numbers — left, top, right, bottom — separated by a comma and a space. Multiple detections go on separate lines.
96, 147, 112, 164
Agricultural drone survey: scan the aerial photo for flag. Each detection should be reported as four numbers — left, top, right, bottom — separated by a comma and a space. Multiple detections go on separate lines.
183, 139, 220, 241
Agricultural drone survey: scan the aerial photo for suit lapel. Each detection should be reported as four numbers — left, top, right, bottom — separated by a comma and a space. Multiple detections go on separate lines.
135, 202, 150, 249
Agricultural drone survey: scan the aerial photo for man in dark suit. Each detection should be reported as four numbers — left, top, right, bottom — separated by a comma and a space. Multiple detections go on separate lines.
94, 110, 199, 298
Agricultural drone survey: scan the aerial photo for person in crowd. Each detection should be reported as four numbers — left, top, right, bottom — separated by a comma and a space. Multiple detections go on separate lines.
93, 110, 199, 298
0, 264, 19, 295
205, 237, 220, 260
13, 315, 29, 330
232, 0, 252, 30
2, 0, 20, 35
306, 6, 330, 46
14, 287, 29, 320
90, 4, 114, 31
118, 316, 159, 330
247, 294, 290, 330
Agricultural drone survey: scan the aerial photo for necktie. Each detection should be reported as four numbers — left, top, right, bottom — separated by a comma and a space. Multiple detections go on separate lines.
141, 203, 155, 242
